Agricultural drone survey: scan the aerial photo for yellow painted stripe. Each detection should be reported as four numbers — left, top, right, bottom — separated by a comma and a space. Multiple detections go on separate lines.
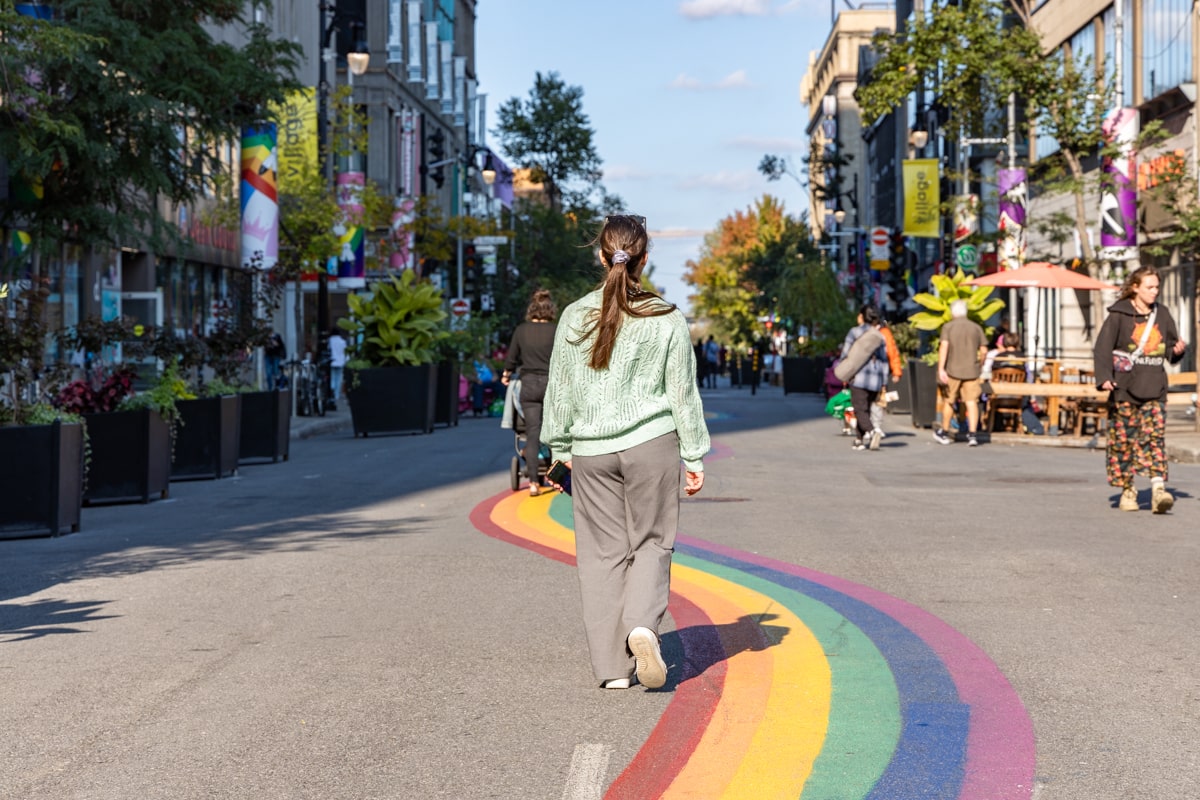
663, 564, 831, 799
491, 493, 832, 799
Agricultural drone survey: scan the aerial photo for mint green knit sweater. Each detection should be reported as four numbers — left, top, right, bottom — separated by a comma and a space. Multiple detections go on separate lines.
542, 289, 711, 471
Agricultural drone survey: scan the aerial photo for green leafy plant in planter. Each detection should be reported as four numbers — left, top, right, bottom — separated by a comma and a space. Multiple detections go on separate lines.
117, 361, 194, 433
338, 270, 449, 436
908, 269, 1005, 365
340, 269, 449, 367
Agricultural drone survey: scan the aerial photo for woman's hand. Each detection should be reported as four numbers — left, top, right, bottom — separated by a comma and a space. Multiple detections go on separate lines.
1099, 380, 1116, 391
1174, 340, 1187, 356
501, 371, 511, 386
684, 470, 704, 496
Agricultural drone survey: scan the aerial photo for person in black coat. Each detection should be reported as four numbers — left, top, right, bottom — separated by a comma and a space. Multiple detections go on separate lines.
501, 288, 558, 495
1093, 265, 1187, 513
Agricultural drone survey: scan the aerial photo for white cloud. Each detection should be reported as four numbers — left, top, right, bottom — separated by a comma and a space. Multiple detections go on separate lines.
678, 0, 808, 19
650, 227, 707, 240
668, 70, 754, 91
715, 69, 753, 89
727, 134, 806, 152
679, 0, 772, 19
677, 170, 762, 193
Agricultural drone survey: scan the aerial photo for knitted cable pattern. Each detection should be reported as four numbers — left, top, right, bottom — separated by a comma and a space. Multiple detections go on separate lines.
542, 289, 711, 471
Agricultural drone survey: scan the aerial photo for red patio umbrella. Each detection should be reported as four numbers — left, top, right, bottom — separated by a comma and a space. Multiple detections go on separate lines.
965, 262, 1118, 290
966, 262, 1119, 363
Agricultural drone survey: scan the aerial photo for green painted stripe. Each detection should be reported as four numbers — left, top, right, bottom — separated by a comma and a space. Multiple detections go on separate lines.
674, 553, 901, 799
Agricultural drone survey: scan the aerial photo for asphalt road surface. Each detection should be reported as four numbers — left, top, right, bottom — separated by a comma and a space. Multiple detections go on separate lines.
2, 384, 1197, 799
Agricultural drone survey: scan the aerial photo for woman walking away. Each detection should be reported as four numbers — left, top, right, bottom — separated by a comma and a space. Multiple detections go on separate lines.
838, 306, 889, 451
1094, 266, 1187, 512
543, 214, 710, 691
501, 289, 558, 496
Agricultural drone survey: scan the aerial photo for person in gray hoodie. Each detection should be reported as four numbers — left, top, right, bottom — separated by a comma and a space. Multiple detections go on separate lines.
1093, 266, 1187, 512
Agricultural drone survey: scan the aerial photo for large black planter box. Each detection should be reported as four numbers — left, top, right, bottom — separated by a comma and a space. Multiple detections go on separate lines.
434, 361, 460, 427
239, 389, 291, 464
347, 364, 437, 436
782, 356, 825, 395
908, 358, 939, 429
0, 420, 84, 538
171, 395, 241, 480
83, 408, 171, 504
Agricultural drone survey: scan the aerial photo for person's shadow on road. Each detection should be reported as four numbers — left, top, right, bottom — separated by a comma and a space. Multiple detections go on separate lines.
655, 613, 789, 692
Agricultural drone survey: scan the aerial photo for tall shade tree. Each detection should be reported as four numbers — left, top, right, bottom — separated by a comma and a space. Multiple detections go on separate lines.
855, 0, 1111, 271
0, 0, 302, 271
494, 71, 604, 210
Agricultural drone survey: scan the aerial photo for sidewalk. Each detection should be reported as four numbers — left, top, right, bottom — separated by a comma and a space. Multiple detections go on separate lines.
288, 404, 353, 439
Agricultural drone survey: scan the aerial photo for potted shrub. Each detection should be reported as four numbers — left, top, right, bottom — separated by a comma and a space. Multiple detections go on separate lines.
907, 270, 1004, 428
171, 375, 241, 480
339, 270, 449, 436
0, 280, 84, 537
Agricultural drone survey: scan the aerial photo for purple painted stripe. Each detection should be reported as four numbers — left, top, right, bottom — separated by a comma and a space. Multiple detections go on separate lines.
679, 534, 1036, 800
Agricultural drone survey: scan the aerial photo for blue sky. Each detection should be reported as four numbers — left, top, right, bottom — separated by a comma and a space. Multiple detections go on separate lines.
475, 0, 833, 308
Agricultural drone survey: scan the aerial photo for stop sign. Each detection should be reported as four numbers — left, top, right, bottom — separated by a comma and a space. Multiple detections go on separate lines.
450, 297, 470, 317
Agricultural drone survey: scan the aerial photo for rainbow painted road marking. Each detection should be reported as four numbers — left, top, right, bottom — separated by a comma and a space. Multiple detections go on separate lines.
472, 488, 1035, 799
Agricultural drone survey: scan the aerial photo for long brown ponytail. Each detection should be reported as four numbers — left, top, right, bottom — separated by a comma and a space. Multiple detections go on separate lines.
574, 215, 675, 370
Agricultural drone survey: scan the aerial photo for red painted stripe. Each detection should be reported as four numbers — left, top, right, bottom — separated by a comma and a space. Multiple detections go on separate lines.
470, 493, 576, 567
241, 168, 277, 202
605, 592, 726, 800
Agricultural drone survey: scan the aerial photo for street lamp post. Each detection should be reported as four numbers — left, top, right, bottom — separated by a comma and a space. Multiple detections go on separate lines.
316, 1, 366, 392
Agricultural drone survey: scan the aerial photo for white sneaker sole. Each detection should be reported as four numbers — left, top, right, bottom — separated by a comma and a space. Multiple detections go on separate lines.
627, 627, 667, 689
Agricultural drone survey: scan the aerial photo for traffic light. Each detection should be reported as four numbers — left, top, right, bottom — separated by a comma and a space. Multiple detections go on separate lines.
426, 128, 446, 188
463, 245, 479, 299
888, 230, 907, 273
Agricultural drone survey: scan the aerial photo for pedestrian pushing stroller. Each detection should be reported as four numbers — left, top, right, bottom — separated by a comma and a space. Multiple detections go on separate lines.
503, 377, 552, 491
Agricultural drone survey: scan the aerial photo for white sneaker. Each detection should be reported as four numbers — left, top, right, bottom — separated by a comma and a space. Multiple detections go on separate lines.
602, 678, 630, 689
627, 627, 667, 689
868, 429, 882, 451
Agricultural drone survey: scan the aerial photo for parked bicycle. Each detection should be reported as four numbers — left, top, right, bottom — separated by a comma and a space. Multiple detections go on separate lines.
280, 355, 326, 417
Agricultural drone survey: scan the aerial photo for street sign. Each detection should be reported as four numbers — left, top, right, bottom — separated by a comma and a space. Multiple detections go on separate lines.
956, 244, 979, 269
870, 227, 890, 270
450, 297, 470, 317
473, 236, 508, 246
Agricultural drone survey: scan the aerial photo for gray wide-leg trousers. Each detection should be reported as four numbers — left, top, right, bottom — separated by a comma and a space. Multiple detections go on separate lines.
571, 432, 681, 682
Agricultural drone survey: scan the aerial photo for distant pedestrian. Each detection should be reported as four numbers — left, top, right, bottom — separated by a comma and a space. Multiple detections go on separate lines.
704, 335, 720, 388
327, 329, 347, 408
1094, 265, 1186, 512
837, 305, 888, 451
502, 288, 558, 496
934, 300, 988, 446
543, 213, 709, 691
870, 320, 904, 437
264, 332, 286, 390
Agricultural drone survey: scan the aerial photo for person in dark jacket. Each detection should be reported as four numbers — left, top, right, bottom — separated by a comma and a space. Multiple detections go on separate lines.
501, 288, 558, 495
1093, 265, 1187, 513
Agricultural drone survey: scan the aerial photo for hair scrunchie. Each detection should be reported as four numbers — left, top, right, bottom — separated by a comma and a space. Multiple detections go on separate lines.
611, 249, 629, 265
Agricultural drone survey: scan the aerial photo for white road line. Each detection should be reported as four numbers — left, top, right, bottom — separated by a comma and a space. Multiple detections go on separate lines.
562, 743, 611, 800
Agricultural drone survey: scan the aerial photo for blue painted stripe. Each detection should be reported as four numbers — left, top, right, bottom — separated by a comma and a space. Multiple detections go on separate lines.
677, 542, 969, 799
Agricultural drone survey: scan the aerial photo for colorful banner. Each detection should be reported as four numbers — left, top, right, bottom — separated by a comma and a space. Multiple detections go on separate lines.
901, 159, 940, 238
997, 168, 1027, 271
240, 124, 279, 270
391, 110, 418, 271
1100, 107, 1139, 260
953, 194, 978, 243
336, 171, 366, 288
269, 88, 317, 192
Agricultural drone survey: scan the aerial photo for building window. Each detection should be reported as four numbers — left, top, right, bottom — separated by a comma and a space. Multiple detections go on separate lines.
1142, 0, 1192, 100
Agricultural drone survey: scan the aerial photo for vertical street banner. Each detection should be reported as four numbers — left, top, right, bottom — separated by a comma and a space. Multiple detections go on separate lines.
387, 0, 402, 64
240, 124, 278, 271
391, 109, 417, 271
997, 168, 1027, 270
336, 172, 366, 288
901, 159, 940, 238
406, 1, 422, 82
1100, 107, 1139, 260
424, 22, 439, 100
270, 88, 316, 192
453, 56, 466, 127
439, 41, 454, 115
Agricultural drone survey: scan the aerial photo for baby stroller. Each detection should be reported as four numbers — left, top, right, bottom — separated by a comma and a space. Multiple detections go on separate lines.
504, 377, 553, 491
